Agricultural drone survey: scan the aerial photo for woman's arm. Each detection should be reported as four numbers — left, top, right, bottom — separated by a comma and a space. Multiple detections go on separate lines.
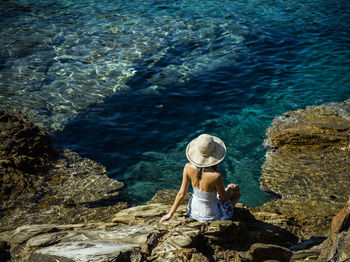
215, 173, 229, 202
159, 165, 190, 222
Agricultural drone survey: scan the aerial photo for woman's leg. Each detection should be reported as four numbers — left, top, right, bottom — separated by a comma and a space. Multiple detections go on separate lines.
225, 184, 241, 207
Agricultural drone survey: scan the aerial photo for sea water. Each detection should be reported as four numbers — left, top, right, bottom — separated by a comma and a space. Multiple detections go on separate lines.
1, 0, 349, 206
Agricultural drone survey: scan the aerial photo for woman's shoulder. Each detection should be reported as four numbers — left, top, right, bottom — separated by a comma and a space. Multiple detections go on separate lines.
208, 170, 222, 180
185, 162, 197, 169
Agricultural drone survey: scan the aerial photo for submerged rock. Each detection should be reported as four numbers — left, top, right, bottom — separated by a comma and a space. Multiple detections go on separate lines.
254, 100, 350, 239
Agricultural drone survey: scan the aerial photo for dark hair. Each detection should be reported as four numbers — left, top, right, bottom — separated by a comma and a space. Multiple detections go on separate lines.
196, 167, 204, 180
196, 165, 218, 180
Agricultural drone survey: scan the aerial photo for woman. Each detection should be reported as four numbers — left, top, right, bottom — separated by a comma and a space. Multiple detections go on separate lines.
160, 134, 240, 223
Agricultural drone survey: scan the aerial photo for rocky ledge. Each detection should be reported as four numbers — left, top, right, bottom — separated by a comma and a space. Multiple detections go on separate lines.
1, 191, 349, 262
0, 111, 127, 232
1, 100, 350, 261
254, 99, 350, 239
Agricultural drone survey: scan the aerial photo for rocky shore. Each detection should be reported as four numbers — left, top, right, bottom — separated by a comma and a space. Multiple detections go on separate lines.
1, 100, 350, 261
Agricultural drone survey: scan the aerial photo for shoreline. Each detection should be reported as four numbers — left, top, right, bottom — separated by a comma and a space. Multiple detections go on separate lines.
1, 99, 350, 260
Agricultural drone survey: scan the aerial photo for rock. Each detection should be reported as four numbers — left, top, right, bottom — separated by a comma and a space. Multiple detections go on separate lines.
0, 111, 127, 232
287, 200, 350, 262
0, 223, 163, 262
0, 240, 11, 262
319, 200, 350, 261
111, 202, 298, 260
4, 98, 350, 261
254, 100, 350, 239
244, 243, 293, 262
0, 149, 127, 232
290, 248, 321, 262
148, 189, 192, 205
330, 200, 350, 244
0, 110, 57, 209
0, 110, 57, 173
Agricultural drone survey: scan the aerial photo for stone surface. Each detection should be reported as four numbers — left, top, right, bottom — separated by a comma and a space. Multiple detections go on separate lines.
290, 248, 322, 262
147, 189, 192, 205
0, 110, 56, 173
112, 201, 299, 261
3, 98, 350, 262
244, 243, 293, 262
0, 148, 127, 232
0, 223, 163, 262
254, 100, 350, 239
0, 111, 127, 232
0, 110, 57, 210
0, 240, 11, 262
319, 200, 350, 261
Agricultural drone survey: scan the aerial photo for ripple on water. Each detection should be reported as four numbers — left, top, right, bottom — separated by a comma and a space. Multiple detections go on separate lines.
0, 0, 250, 132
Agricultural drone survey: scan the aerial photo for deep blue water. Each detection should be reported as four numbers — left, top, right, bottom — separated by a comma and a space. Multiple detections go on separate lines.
1, 0, 349, 206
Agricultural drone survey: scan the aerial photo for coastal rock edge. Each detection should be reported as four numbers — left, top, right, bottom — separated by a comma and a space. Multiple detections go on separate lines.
1, 101, 350, 261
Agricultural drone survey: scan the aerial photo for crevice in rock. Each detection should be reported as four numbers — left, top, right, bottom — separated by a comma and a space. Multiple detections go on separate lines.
194, 235, 215, 262
264, 190, 282, 201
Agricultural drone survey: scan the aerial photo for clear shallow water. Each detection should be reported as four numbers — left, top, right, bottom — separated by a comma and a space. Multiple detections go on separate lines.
1, 0, 350, 206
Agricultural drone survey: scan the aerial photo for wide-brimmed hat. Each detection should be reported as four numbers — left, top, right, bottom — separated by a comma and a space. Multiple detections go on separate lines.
186, 134, 226, 168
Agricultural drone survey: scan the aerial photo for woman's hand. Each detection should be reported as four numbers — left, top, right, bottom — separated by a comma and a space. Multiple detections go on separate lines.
227, 183, 239, 191
159, 212, 172, 222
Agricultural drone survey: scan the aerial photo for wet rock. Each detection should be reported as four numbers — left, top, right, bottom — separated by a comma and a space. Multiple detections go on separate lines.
255, 100, 350, 239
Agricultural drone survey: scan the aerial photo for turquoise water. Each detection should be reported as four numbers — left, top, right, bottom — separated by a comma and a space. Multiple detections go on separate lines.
1, 0, 349, 206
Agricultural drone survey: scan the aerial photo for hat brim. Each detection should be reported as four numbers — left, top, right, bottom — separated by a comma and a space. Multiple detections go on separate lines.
186, 135, 226, 168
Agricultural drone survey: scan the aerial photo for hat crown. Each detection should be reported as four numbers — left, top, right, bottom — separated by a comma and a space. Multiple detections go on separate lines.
196, 134, 215, 157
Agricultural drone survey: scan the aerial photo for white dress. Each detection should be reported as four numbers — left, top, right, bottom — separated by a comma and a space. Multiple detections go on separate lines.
187, 187, 233, 222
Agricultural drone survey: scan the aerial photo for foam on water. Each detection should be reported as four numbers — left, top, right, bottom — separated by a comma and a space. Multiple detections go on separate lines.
1, 0, 350, 206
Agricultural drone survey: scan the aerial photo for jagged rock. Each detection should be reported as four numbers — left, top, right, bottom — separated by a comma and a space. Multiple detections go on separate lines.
0, 110, 57, 208
0, 201, 299, 262
3, 98, 350, 262
319, 200, 350, 261
148, 189, 192, 205
290, 248, 321, 262
0, 240, 11, 262
0, 110, 56, 173
243, 243, 293, 262
254, 100, 350, 239
112, 202, 298, 260
0, 111, 127, 232
0, 223, 164, 262
0, 149, 127, 232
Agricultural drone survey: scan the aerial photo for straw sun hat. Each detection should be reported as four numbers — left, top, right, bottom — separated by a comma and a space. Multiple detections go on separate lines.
186, 134, 226, 168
